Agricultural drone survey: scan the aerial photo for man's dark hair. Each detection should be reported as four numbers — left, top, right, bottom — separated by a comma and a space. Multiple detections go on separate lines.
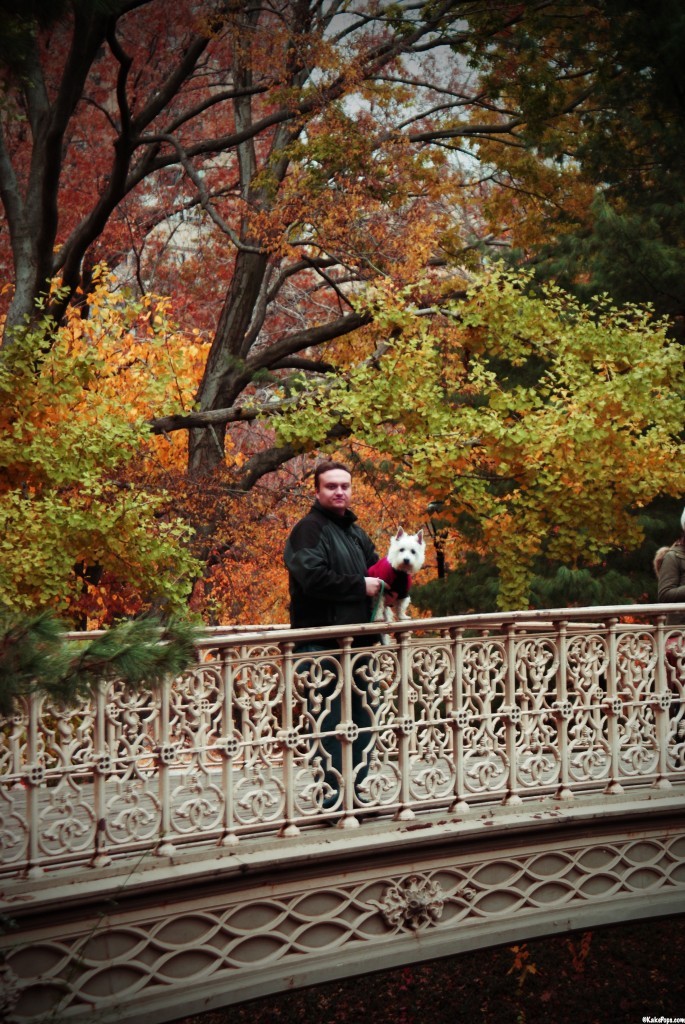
314, 460, 351, 489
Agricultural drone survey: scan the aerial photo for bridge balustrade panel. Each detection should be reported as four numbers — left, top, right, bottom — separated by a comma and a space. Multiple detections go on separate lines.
0, 607, 683, 878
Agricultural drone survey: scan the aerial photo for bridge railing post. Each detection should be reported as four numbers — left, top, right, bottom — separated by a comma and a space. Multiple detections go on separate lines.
395, 630, 415, 821
279, 641, 300, 837
25, 691, 42, 878
90, 680, 112, 868
554, 619, 573, 801
654, 615, 673, 790
503, 624, 522, 805
604, 617, 624, 795
336, 636, 356, 829
450, 626, 469, 813
155, 675, 176, 857
439, 627, 453, 763
220, 644, 238, 846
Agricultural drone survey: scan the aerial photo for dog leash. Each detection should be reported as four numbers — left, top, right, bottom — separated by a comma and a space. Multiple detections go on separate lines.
371, 579, 386, 621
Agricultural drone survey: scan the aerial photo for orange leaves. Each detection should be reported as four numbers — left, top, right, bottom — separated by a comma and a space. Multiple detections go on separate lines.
180, 482, 293, 625
565, 932, 593, 975
173, 454, 431, 627
0, 273, 205, 624
508, 944, 539, 988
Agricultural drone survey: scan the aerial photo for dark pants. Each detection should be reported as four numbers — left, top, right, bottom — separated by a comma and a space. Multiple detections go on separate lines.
294, 641, 375, 809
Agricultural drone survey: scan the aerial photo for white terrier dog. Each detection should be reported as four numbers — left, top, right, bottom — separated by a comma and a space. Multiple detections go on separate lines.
368, 527, 425, 636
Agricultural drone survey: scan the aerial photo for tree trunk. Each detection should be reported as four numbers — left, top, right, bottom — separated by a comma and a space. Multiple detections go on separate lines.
188, 247, 270, 477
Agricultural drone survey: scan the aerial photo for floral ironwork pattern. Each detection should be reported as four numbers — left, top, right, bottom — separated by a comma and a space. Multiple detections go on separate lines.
0, 611, 683, 876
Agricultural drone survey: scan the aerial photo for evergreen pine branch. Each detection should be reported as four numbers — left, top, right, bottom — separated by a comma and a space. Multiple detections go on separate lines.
0, 613, 201, 716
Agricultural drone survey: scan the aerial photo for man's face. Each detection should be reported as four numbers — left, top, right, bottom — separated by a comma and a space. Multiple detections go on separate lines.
316, 469, 352, 516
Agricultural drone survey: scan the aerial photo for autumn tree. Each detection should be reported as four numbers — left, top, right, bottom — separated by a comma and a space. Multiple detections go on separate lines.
1, 0, 614, 484
414, 507, 682, 616
273, 269, 685, 608
460, 0, 685, 324
3, 1, 685, 623
0, 269, 202, 624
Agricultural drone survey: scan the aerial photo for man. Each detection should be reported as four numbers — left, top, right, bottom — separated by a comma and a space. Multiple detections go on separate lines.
284, 461, 384, 632
284, 461, 389, 815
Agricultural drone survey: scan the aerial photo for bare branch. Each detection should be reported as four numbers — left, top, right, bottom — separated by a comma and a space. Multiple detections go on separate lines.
243, 310, 372, 376
142, 133, 264, 253
233, 422, 351, 491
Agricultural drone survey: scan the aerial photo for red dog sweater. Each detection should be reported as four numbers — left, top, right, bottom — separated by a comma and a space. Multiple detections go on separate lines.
367, 557, 411, 598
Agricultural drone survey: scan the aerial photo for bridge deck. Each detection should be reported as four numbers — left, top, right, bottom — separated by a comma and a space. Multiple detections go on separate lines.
1, 605, 684, 1023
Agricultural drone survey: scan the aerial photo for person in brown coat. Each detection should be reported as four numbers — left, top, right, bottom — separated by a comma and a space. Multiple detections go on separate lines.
657, 507, 685, 626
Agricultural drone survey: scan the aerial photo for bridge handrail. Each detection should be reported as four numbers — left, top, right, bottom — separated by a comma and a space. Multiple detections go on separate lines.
187, 605, 685, 655
1, 603, 684, 878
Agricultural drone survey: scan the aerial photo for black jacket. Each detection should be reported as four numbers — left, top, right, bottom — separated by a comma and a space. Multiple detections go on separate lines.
284, 501, 379, 630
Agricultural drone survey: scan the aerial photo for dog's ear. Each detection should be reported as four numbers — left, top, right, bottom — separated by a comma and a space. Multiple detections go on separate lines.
395, 527, 405, 539
417, 529, 424, 544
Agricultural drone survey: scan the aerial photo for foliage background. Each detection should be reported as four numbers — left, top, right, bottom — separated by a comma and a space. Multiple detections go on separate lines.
1, 1, 684, 627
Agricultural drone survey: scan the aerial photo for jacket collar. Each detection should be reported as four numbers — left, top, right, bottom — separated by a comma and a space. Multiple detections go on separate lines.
312, 499, 357, 528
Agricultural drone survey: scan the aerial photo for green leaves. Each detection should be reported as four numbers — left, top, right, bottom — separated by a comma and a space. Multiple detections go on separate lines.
273, 266, 685, 609
0, 613, 200, 716
0, 275, 202, 621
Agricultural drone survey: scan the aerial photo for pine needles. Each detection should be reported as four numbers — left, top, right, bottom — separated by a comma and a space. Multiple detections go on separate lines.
0, 613, 200, 716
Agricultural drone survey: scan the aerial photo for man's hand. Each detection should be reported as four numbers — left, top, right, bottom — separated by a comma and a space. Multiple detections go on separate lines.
364, 576, 383, 597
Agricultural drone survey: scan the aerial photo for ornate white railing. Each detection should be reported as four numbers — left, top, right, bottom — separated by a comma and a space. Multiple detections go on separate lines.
1, 605, 684, 879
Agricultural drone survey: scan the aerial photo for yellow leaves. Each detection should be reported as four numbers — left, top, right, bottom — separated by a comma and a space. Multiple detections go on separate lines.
0, 271, 206, 623
55, 271, 204, 426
